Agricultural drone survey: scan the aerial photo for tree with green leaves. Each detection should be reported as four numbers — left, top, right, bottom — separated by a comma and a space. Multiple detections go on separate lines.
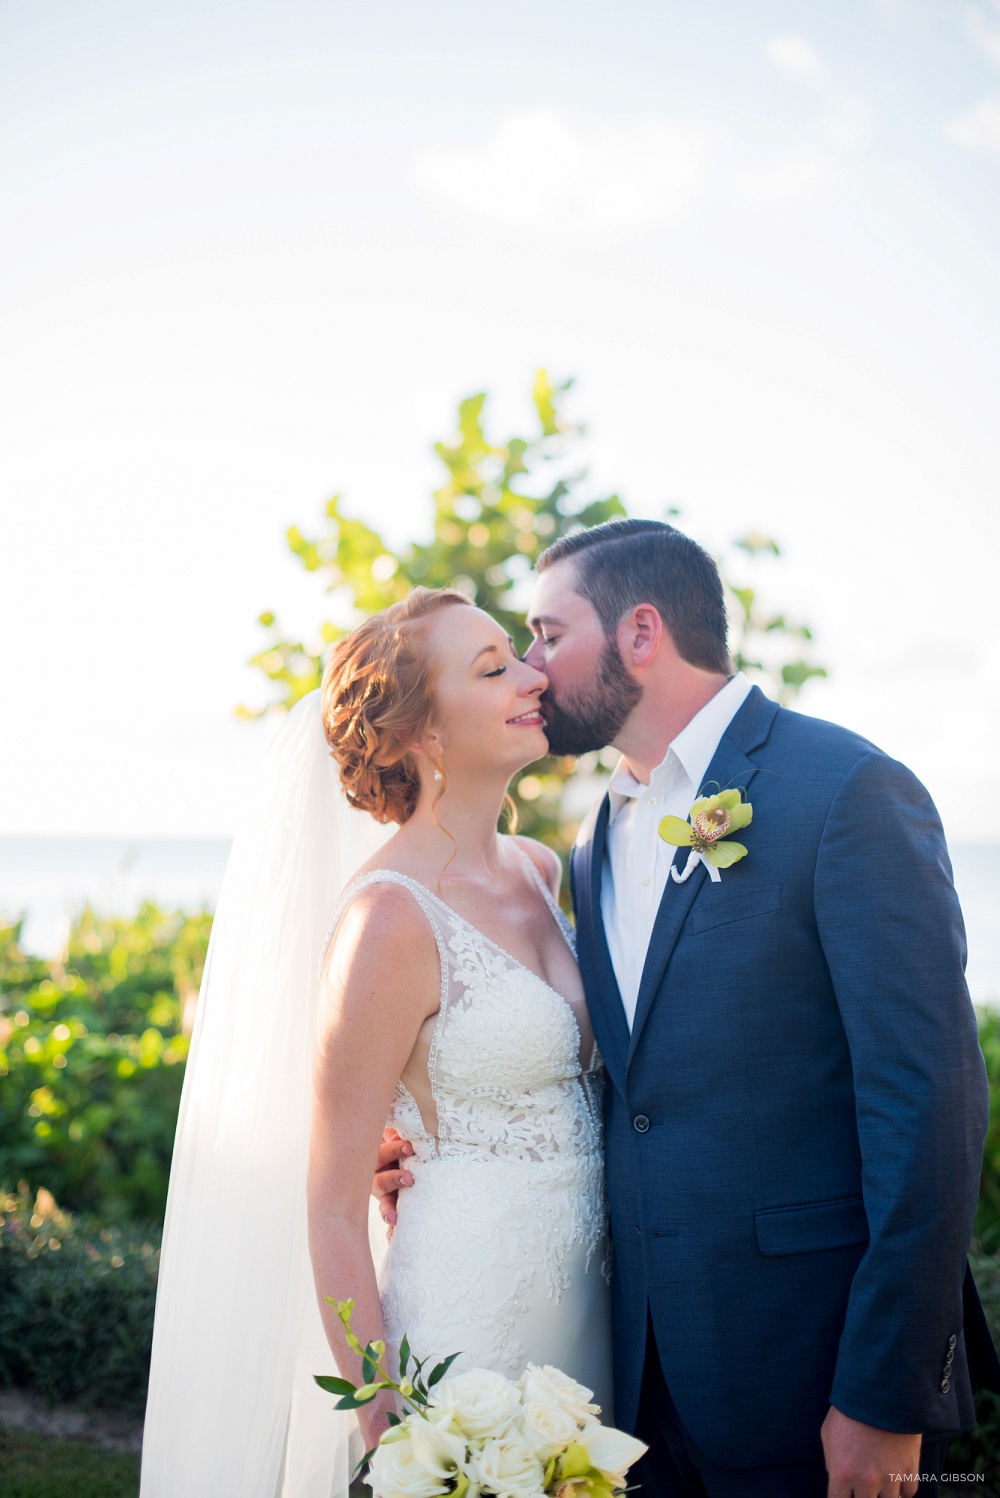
242, 372, 825, 857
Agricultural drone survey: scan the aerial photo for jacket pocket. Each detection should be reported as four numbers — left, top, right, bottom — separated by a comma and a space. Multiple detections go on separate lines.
691, 883, 782, 935
754, 1195, 869, 1257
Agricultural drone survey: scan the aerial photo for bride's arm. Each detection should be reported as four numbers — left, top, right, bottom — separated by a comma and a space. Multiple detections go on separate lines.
307, 882, 439, 1448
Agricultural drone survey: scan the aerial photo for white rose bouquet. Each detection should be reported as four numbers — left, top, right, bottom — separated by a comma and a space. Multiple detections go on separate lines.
316, 1299, 647, 1498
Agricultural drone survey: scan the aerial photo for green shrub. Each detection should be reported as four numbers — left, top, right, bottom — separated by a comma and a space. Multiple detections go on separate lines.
0, 907, 209, 1224
945, 1253, 1000, 1477
953, 1014, 1000, 1473
0, 1185, 159, 1416
976, 1009, 1000, 1257
0, 1427, 139, 1498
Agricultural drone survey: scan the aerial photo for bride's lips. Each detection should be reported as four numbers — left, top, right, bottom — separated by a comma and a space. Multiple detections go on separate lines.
506, 709, 545, 726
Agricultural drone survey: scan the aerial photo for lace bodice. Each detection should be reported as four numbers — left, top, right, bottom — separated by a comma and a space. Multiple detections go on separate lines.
326, 850, 603, 1168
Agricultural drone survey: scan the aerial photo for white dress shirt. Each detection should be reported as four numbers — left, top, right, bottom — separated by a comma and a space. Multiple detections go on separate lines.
600, 673, 753, 1028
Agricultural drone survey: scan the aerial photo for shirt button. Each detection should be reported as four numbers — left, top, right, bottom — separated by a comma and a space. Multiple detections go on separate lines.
641, 876, 649, 886
647, 795, 657, 806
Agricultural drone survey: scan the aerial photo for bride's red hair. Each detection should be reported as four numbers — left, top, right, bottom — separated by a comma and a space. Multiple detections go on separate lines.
321, 587, 472, 825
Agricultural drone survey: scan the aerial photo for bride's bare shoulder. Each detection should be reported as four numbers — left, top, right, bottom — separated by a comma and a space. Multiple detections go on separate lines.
509, 834, 563, 899
324, 878, 438, 1021
332, 877, 429, 953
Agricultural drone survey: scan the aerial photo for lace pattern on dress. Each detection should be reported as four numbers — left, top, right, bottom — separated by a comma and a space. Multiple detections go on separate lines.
323, 851, 609, 1374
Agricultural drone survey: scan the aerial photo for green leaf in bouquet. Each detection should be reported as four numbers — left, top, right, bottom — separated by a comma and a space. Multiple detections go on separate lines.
352, 1445, 380, 1480
385, 1412, 402, 1428
399, 1333, 411, 1376
334, 1380, 388, 1409
407, 1356, 430, 1402
426, 1351, 463, 1388
362, 1340, 381, 1383
313, 1375, 358, 1396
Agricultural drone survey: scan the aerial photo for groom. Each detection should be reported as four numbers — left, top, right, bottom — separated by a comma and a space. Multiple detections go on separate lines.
517, 518, 997, 1497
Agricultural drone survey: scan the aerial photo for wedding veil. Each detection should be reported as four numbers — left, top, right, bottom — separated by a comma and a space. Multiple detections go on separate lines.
140, 691, 392, 1498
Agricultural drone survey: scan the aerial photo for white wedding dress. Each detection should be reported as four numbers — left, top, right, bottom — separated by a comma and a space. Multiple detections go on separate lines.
327, 850, 614, 1415
140, 696, 611, 1498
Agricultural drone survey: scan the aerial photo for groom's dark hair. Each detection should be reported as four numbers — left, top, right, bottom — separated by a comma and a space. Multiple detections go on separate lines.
536, 519, 731, 674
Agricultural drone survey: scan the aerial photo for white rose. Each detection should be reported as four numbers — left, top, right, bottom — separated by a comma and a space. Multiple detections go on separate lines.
520, 1400, 579, 1461
471, 1433, 546, 1498
367, 1430, 447, 1498
575, 1421, 648, 1486
430, 1368, 523, 1440
518, 1365, 599, 1425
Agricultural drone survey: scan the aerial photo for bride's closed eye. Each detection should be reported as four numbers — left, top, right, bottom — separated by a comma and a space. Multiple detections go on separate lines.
484, 666, 507, 678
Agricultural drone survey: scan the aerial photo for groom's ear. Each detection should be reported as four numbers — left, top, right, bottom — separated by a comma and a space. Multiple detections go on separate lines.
621, 604, 663, 668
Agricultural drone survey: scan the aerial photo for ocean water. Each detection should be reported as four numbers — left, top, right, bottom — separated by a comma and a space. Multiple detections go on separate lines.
0, 837, 997, 1005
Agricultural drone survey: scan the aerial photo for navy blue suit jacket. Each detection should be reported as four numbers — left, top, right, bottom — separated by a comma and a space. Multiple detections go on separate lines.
570, 686, 993, 1466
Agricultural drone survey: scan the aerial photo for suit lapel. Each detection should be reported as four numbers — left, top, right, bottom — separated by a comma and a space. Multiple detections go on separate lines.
573, 795, 630, 1088
625, 688, 778, 1067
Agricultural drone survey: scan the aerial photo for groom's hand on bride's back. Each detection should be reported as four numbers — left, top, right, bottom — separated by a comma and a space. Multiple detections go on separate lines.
372, 1127, 414, 1238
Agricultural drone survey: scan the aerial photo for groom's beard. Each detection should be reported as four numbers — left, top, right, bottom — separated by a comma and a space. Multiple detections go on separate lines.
540, 635, 642, 757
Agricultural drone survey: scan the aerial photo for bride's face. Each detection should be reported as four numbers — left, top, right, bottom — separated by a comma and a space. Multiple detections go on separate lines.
421, 606, 549, 775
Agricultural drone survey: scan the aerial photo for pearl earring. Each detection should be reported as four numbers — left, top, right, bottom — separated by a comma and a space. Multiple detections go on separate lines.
433, 770, 443, 782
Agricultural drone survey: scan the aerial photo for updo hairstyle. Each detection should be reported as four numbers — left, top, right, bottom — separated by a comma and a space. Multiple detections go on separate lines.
322, 587, 472, 825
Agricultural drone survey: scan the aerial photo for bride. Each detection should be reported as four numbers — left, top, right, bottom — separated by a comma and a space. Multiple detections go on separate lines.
140, 586, 611, 1498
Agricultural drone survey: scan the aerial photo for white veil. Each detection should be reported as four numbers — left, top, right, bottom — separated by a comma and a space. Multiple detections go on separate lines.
140, 691, 392, 1498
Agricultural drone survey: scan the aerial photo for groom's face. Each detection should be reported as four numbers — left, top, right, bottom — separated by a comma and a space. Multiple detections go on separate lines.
525, 558, 641, 757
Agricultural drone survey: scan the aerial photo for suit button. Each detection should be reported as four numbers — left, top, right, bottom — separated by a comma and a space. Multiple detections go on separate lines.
940, 1377, 950, 1393
948, 1334, 958, 1350
944, 1351, 954, 1367
633, 1114, 651, 1133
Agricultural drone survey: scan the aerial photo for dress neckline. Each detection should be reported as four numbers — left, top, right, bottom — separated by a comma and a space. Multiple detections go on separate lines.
347, 852, 596, 1073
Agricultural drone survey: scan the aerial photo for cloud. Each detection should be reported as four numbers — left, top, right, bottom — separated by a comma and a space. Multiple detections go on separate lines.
766, 35, 822, 78
735, 36, 872, 205
965, 2, 1000, 67
411, 109, 712, 234
945, 94, 1000, 155
734, 150, 838, 205
763, 34, 873, 150
826, 95, 875, 148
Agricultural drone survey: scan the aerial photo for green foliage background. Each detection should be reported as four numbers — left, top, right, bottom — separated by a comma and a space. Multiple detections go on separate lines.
241, 372, 826, 856
0, 908, 208, 1225
0, 1184, 159, 1418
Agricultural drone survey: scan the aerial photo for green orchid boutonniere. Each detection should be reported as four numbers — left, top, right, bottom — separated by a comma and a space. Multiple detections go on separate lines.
658, 788, 753, 884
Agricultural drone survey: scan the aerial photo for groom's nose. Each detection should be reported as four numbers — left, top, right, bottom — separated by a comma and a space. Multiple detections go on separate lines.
522, 637, 544, 670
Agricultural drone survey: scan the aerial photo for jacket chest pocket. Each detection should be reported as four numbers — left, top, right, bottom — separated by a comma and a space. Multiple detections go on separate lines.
691, 883, 783, 936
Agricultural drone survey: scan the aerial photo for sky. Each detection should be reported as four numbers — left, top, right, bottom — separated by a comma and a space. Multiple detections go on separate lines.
2, 0, 1000, 843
